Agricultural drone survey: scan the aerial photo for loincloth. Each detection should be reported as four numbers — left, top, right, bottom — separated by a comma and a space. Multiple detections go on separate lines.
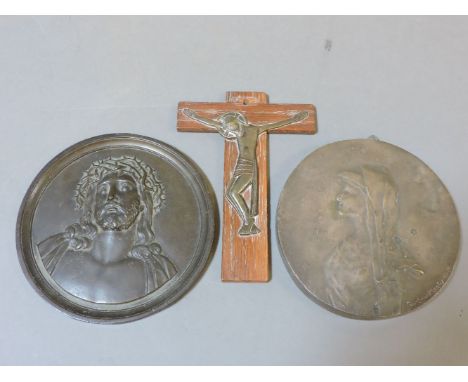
233, 158, 256, 178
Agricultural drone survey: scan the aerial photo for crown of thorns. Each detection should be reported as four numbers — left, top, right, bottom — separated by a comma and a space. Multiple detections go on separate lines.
74, 156, 165, 212
218, 111, 248, 125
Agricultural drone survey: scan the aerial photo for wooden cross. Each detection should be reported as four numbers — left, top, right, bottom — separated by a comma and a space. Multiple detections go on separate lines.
177, 91, 316, 282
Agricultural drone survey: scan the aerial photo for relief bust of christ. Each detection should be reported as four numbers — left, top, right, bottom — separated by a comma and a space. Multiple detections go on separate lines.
37, 156, 177, 303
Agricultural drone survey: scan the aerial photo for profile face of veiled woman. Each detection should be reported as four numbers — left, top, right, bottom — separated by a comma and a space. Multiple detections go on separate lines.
335, 182, 366, 217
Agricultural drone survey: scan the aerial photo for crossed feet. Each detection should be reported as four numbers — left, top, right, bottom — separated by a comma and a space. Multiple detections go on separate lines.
238, 217, 260, 236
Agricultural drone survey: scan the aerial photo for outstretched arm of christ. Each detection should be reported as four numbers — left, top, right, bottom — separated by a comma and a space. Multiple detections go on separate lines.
182, 109, 236, 139
257, 111, 309, 134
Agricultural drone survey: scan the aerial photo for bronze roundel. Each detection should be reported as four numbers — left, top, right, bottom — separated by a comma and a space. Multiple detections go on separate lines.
17, 134, 217, 323
277, 138, 460, 320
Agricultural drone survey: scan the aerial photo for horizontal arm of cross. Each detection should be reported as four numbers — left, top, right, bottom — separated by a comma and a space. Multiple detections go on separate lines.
177, 102, 317, 134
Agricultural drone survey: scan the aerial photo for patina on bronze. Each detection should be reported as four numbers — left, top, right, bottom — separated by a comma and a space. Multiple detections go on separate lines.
17, 134, 217, 323
277, 138, 460, 319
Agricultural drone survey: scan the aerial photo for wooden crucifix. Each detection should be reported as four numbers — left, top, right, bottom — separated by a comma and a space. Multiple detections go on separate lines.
177, 91, 316, 282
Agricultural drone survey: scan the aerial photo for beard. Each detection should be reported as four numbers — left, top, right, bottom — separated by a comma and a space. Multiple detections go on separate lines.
94, 201, 141, 231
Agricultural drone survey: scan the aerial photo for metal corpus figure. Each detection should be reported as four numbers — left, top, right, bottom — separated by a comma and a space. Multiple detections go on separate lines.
183, 108, 308, 236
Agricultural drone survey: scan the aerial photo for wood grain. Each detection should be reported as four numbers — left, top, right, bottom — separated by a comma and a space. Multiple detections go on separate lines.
177, 91, 316, 282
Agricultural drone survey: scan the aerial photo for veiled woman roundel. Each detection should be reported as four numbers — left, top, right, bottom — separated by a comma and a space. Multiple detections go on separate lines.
276, 139, 460, 319
17, 134, 216, 323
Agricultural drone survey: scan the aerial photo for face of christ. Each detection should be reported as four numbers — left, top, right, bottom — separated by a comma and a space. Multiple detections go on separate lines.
94, 173, 141, 231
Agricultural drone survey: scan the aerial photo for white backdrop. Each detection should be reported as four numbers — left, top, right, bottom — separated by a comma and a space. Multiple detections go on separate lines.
0, 16, 467, 365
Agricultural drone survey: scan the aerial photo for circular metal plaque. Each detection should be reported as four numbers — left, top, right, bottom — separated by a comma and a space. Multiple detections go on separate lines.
277, 139, 460, 319
17, 134, 217, 323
